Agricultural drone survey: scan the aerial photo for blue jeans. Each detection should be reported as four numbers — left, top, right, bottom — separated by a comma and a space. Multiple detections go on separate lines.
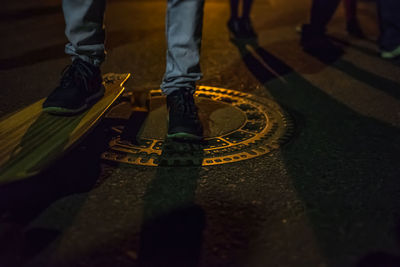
63, 0, 205, 95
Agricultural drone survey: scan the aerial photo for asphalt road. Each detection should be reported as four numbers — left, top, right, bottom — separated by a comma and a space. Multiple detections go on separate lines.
1, 0, 400, 266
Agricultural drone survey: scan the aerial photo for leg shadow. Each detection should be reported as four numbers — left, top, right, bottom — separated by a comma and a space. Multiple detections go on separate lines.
233, 39, 400, 266
0, 30, 138, 71
301, 36, 400, 101
138, 138, 205, 267
357, 219, 400, 267
333, 58, 400, 101
0, 5, 61, 23
0, 124, 111, 267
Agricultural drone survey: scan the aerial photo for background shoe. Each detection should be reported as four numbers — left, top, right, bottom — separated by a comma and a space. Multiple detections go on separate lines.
227, 18, 243, 40
240, 18, 257, 39
227, 17, 257, 40
43, 58, 104, 115
166, 88, 203, 140
381, 45, 400, 59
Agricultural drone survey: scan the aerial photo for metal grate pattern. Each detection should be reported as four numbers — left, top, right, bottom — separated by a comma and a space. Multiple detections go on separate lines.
101, 86, 294, 166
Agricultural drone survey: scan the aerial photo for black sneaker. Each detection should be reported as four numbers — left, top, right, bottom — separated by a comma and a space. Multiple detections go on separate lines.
346, 19, 364, 38
166, 88, 203, 140
227, 17, 243, 40
227, 17, 257, 40
300, 24, 328, 50
240, 18, 257, 39
43, 58, 104, 115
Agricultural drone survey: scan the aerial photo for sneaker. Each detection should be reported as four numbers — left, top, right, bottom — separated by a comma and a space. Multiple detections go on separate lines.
346, 19, 364, 38
300, 24, 329, 50
227, 17, 257, 40
240, 18, 257, 39
43, 58, 104, 115
227, 17, 243, 40
166, 88, 203, 140
381, 45, 400, 59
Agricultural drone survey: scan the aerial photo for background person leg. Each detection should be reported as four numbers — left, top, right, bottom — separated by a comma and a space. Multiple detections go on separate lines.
344, 0, 357, 23
229, 0, 239, 20
377, 0, 400, 57
344, 0, 364, 37
227, 0, 243, 39
242, 0, 254, 19
309, 0, 341, 34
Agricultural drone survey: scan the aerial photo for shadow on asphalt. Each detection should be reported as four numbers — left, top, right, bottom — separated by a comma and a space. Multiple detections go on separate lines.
0, 44, 65, 71
302, 36, 400, 102
333, 59, 400, 101
232, 38, 400, 266
138, 138, 205, 267
0, 30, 141, 71
0, 125, 111, 267
0, 98, 205, 267
357, 219, 400, 267
0, 5, 61, 22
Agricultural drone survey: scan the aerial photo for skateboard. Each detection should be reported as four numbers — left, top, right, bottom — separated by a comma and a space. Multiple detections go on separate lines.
0, 73, 130, 185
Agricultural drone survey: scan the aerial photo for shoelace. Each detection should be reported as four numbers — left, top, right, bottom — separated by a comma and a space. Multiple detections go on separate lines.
171, 90, 197, 118
60, 60, 95, 92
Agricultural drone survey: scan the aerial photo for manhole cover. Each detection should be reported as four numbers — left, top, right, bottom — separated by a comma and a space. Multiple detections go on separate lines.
101, 86, 294, 166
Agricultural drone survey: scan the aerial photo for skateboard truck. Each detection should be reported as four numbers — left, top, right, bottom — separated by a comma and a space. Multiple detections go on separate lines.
107, 91, 151, 145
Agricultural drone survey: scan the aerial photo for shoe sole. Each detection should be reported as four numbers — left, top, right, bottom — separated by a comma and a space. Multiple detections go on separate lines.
167, 132, 203, 141
381, 46, 400, 59
381, 52, 400, 59
42, 86, 105, 116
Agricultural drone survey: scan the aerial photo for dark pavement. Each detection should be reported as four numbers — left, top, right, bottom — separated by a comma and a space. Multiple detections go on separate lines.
1, 0, 400, 266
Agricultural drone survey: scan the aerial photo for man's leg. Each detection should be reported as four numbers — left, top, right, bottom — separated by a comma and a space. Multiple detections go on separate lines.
378, 0, 400, 58
162, 0, 205, 139
161, 0, 205, 95
63, 0, 107, 66
43, 0, 106, 115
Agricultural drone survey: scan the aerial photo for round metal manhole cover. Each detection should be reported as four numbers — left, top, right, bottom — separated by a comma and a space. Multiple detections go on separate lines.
101, 86, 294, 166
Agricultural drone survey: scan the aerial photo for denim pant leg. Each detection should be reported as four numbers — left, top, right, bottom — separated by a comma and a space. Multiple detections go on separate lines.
63, 0, 106, 66
378, 0, 400, 51
161, 0, 205, 95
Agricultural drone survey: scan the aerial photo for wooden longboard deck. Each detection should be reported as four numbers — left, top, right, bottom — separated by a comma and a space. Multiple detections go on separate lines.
0, 73, 130, 184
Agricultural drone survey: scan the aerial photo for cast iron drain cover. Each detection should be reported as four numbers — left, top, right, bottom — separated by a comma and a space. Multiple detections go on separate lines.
101, 86, 294, 166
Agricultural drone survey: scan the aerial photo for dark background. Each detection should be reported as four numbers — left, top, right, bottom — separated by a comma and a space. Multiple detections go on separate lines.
1, 0, 400, 266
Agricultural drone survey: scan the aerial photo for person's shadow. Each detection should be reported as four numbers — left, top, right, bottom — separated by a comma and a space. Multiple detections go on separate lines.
357, 219, 400, 267
232, 38, 400, 266
0, 122, 110, 267
138, 138, 206, 267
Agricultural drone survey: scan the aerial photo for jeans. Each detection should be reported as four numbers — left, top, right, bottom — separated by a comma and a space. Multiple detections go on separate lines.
62, 0, 205, 95
377, 0, 400, 51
